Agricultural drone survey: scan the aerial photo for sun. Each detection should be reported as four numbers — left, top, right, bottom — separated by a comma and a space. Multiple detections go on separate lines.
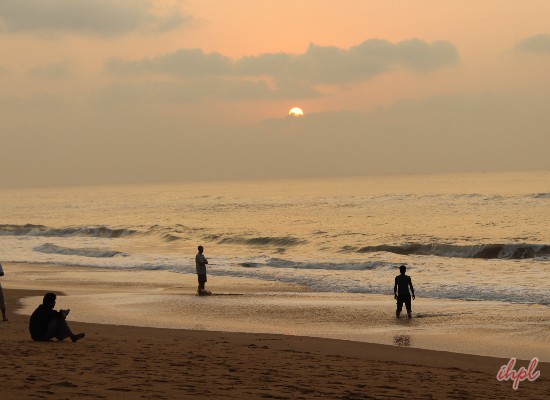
288, 107, 304, 117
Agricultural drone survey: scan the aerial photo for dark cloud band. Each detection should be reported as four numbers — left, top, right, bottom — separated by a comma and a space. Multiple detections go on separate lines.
105, 38, 459, 100
0, 0, 190, 36
515, 34, 550, 54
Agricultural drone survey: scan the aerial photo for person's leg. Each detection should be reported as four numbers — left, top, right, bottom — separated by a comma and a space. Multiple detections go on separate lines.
50, 319, 72, 341
0, 284, 7, 321
39, 319, 62, 341
197, 274, 203, 293
405, 295, 412, 318
42, 319, 85, 342
198, 274, 207, 294
56, 319, 85, 342
396, 296, 404, 317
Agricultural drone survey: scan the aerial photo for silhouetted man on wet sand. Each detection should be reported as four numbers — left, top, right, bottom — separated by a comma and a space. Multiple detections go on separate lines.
394, 265, 415, 318
195, 245, 211, 295
29, 293, 85, 342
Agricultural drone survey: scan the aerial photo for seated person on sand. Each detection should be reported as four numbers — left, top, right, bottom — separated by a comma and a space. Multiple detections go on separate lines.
29, 293, 85, 342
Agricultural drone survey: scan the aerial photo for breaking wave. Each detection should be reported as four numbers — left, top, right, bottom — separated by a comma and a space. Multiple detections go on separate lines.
0, 224, 136, 238
357, 243, 550, 259
218, 236, 306, 247
34, 243, 125, 258
240, 258, 397, 271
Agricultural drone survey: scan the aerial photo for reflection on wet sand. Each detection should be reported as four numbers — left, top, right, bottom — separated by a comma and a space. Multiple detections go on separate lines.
393, 335, 411, 346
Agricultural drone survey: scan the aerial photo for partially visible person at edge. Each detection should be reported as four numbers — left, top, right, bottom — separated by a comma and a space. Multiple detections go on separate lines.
29, 293, 85, 342
0, 262, 7, 321
394, 265, 415, 318
195, 245, 211, 295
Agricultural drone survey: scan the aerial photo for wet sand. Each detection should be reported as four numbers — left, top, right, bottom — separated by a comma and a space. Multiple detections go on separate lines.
0, 263, 549, 398
6, 263, 550, 361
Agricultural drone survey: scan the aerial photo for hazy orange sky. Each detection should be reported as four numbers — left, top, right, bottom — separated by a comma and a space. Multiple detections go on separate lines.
1, 1, 549, 187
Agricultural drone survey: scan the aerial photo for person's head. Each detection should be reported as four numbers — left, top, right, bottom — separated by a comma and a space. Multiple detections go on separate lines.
198, 245, 204, 253
42, 292, 56, 308
399, 265, 407, 274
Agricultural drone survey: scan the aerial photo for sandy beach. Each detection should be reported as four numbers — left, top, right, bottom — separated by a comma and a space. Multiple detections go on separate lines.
0, 263, 548, 399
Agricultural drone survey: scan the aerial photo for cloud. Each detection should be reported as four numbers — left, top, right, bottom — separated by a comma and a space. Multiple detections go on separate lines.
106, 38, 458, 100
0, 0, 190, 36
515, 34, 550, 54
110, 39, 459, 83
237, 39, 459, 85
107, 48, 233, 78
27, 62, 71, 79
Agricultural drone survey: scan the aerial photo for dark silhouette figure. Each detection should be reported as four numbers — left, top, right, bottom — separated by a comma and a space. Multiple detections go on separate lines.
0, 262, 7, 321
394, 265, 415, 318
29, 293, 85, 342
195, 245, 210, 295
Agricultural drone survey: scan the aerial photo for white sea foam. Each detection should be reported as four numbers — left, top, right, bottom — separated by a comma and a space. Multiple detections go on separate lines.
5, 236, 549, 305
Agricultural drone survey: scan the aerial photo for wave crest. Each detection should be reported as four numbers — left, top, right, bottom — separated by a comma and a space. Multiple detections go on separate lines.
357, 243, 550, 259
34, 243, 124, 258
0, 224, 136, 238
240, 258, 397, 271
218, 236, 306, 247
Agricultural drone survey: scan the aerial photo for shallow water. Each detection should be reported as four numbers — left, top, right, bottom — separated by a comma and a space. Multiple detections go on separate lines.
1, 171, 549, 305
11, 264, 549, 361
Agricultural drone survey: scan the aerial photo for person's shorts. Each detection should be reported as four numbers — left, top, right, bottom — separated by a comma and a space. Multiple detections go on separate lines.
396, 293, 412, 312
198, 274, 207, 284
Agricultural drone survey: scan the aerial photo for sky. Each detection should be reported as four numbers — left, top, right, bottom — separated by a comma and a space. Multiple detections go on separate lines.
1, 0, 549, 187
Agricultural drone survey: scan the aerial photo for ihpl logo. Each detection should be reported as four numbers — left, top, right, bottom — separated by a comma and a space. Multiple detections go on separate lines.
496, 358, 540, 390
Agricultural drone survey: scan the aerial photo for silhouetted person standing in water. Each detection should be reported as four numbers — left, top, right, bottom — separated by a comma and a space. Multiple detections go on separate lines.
195, 245, 210, 295
29, 293, 85, 342
394, 265, 415, 318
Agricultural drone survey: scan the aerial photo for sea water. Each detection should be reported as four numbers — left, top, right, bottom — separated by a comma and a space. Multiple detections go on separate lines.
1, 171, 548, 306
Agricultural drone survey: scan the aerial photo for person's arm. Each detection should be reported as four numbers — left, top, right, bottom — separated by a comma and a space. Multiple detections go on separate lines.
409, 278, 415, 300
50, 309, 67, 320
394, 277, 398, 299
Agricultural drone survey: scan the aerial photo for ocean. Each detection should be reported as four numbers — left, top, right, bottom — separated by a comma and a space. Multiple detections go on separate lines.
1, 170, 549, 306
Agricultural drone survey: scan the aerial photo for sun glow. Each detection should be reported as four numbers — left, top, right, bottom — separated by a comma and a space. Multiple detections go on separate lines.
288, 107, 304, 117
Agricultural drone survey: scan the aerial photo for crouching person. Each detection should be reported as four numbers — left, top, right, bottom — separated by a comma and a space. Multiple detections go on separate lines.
29, 293, 85, 342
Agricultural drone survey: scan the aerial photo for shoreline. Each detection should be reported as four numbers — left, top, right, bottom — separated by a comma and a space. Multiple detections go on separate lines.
2, 287, 549, 399
4, 262, 550, 362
